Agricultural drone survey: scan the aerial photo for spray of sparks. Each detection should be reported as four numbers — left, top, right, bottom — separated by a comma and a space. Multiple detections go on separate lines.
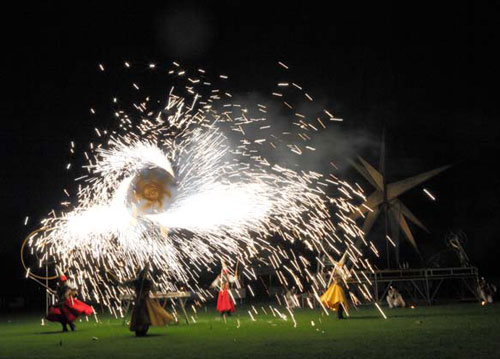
26, 62, 380, 317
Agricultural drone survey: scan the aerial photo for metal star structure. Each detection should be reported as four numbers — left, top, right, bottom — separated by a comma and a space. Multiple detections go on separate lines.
350, 154, 450, 254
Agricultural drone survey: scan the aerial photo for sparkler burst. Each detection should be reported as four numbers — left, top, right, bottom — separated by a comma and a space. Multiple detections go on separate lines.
24, 62, 378, 316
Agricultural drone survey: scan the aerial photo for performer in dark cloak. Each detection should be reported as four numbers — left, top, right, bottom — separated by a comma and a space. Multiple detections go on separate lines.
123, 267, 174, 337
46, 275, 94, 332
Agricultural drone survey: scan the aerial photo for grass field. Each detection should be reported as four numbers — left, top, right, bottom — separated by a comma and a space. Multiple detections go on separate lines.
1, 303, 499, 358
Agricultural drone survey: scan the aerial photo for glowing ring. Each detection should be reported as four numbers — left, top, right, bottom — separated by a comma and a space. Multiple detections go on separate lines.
20, 227, 59, 280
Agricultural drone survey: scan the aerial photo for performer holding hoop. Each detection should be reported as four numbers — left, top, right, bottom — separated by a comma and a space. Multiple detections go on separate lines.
46, 275, 94, 332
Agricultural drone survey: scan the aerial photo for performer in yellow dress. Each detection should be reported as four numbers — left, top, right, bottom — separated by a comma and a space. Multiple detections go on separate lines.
320, 256, 349, 319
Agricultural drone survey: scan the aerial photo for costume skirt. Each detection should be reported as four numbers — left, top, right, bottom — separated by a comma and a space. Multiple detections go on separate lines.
130, 298, 174, 331
216, 289, 236, 313
47, 298, 93, 323
320, 284, 349, 312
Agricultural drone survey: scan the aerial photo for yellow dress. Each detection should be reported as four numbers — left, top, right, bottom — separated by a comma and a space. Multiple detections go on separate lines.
145, 298, 175, 326
320, 283, 349, 312
129, 277, 174, 332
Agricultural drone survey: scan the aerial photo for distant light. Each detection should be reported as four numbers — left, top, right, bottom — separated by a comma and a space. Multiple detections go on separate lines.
124, 61, 130, 68
98, 64, 105, 72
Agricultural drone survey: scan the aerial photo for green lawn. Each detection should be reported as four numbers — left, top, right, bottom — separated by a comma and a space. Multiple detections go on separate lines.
1, 303, 499, 358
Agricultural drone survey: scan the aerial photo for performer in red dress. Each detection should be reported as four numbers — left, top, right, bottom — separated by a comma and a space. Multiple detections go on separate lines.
46, 275, 94, 332
211, 261, 237, 317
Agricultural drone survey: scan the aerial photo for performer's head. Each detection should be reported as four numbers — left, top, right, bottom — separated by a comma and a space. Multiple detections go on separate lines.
136, 265, 150, 279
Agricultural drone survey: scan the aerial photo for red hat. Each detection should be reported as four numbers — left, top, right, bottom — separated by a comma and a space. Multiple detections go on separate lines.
60, 275, 67, 282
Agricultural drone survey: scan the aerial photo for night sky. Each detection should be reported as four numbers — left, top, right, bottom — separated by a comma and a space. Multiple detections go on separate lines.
2, 1, 500, 298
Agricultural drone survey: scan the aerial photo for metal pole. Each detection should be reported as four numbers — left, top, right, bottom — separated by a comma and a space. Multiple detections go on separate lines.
380, 128, 390, 269
384, 204, 390, 269
424, 269, 430, 305
45, 259, 49, 316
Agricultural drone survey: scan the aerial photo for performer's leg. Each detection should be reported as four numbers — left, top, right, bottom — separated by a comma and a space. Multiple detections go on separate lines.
337, 304, 344, 319
135, 323, 149, 337
60, 308, 69, 332
69, 322, 76, 331
61, 319, 69, 332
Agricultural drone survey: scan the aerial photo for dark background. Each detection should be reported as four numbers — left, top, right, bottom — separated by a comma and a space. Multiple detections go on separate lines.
2, 1, 500, 301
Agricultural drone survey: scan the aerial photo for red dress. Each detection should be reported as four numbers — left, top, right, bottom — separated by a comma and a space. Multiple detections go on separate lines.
47, 293, 93, 324
216, 269, 236, 313
217, 287, 236, 313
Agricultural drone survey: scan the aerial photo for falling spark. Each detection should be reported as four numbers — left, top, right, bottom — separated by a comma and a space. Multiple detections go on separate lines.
248, 311, 256, 321
423, 188, 436, 201
278, 61, 289, 69
374, 302, 387, 319
386, 235, 396, 247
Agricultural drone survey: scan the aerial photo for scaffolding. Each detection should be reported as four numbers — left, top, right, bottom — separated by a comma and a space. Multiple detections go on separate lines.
348, 266, 480, 304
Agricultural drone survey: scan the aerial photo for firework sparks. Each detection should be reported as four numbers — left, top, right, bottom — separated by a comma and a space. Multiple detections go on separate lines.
25, 62, 379, 316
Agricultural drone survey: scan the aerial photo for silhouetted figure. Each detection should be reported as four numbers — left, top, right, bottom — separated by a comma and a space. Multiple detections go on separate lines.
124, 267, 174, 336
